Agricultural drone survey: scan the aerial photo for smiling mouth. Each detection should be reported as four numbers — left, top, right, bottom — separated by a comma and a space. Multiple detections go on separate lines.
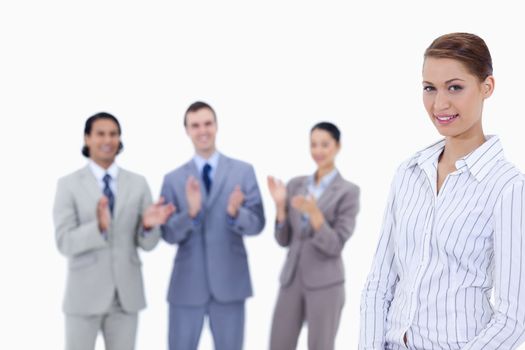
435, 114, 459, 124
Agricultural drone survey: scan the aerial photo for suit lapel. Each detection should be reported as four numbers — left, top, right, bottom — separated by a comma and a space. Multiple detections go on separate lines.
79, 165, 101, 204
114, 169, 131, 219
315, 173, 343, 212
206, 155, 228, 209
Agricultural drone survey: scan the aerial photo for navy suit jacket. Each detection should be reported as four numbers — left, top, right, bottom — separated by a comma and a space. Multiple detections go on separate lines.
161, 154, 265, 305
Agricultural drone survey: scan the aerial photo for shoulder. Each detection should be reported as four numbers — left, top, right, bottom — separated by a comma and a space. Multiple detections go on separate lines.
491, 159, 525, 199
338, 176, 360, 196
286, 176, 308, 191
57, 167, 88, 186
221, 155, 253, 171
119, 168, 148, 186
389, 156, 421, 186
163, 161, 192, 181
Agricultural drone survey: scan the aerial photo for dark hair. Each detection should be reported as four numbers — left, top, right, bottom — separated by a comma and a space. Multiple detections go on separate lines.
184, 101, 217, 127
424, 32, 493, 82
82, 112, 124, 158
311, 122, 341, 143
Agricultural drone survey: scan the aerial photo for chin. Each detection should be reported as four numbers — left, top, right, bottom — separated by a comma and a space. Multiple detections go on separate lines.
434, 126, 465, 138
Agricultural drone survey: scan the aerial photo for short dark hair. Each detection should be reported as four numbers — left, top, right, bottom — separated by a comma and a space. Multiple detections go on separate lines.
184, 101, 217, 127
424, 32, 493, 82
311, 122, 341, 143
82, 112, 124, 158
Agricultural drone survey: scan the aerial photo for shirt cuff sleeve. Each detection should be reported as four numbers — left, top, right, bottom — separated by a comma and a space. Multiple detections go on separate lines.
192, 211, 203, 227
227, 214, 237, 226
140, 227, 156, 237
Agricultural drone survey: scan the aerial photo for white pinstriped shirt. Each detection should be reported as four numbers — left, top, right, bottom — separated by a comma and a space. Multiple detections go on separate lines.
360, 136, 525, 350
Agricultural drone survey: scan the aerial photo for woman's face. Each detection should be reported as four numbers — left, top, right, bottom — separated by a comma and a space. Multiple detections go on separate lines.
422, 57, 494, 139
310, 128, 339, 169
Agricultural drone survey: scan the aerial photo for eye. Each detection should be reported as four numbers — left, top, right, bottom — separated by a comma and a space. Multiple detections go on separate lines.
423, 85, 435, 92
449, 85, 463, 92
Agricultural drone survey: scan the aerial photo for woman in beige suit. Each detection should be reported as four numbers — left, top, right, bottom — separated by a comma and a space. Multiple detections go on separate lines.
267, 122, 360, 350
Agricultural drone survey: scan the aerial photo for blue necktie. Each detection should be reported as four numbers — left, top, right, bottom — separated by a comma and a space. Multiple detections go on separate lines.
103, 173, 115, 215
202, 163, 212, 194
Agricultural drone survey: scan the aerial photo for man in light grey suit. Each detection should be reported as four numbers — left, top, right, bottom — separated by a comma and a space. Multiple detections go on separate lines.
53, 112, 175, 350
160, 101, 265, 350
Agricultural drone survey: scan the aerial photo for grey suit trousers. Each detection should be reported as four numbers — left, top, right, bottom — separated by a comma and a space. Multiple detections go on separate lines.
65, 294, 138, 350
269, 266, 345, 350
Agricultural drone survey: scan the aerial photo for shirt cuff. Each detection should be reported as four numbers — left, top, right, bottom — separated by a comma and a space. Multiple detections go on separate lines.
140, 227, 155, 237
192, 211, 203, 227
227, 214, 237, 226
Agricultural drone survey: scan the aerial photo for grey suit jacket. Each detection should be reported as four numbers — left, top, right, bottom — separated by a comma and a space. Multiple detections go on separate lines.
161, 154, 265, 305
275, 173, 360, 289
53, 166, 160, 315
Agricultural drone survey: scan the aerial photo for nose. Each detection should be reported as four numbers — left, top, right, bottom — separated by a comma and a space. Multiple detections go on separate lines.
433, 90, 450, 111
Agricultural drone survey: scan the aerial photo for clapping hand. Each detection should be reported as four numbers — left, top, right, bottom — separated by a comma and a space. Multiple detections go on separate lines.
227, 185, 245, 217
142, 197, 176, 230
186, 176, 202, 218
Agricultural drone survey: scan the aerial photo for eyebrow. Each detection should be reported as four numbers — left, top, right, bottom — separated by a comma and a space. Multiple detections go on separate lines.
422, 78, 465, 85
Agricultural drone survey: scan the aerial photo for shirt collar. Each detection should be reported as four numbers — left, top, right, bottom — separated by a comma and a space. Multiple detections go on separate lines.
307, 168, 339, 189
193, 151, 220, 173
88, 160, 119, 182
407, 135, 504, 182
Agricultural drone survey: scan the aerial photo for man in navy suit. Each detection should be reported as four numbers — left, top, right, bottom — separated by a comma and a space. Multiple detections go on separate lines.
160, 101, 266, 350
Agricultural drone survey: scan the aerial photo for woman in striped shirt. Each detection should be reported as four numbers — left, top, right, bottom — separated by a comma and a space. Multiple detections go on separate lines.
360, 33, 525, 349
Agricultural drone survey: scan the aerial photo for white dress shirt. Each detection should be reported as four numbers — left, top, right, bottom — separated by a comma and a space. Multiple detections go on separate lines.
89, 160, 119, 194
360, 136, 525, 349
193, 151, 220, 181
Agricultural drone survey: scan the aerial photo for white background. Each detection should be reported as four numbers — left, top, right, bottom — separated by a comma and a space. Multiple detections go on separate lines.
1, 1, 525, 349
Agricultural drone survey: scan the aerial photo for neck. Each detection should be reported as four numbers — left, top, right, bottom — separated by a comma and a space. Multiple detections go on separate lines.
316, 164, 335, 183
92, 159, 113, 170
441, 127, 485, 166
196, 147, 216, 160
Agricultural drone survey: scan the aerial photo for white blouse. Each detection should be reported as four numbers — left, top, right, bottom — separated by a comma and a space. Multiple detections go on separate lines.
360, 136, 525, 349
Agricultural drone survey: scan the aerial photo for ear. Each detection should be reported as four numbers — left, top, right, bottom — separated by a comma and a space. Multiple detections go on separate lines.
482, 75, 495, 99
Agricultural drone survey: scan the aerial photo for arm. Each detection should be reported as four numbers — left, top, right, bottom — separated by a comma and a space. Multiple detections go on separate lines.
274, 221, 292, 247
229, 165, 266, 236
461, 180, 525, 349
359, 180, 399, 350
310, 185, 360, 257
136, 178, 161, 251
53, 178, 107, 257
160, 175, 199, 244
